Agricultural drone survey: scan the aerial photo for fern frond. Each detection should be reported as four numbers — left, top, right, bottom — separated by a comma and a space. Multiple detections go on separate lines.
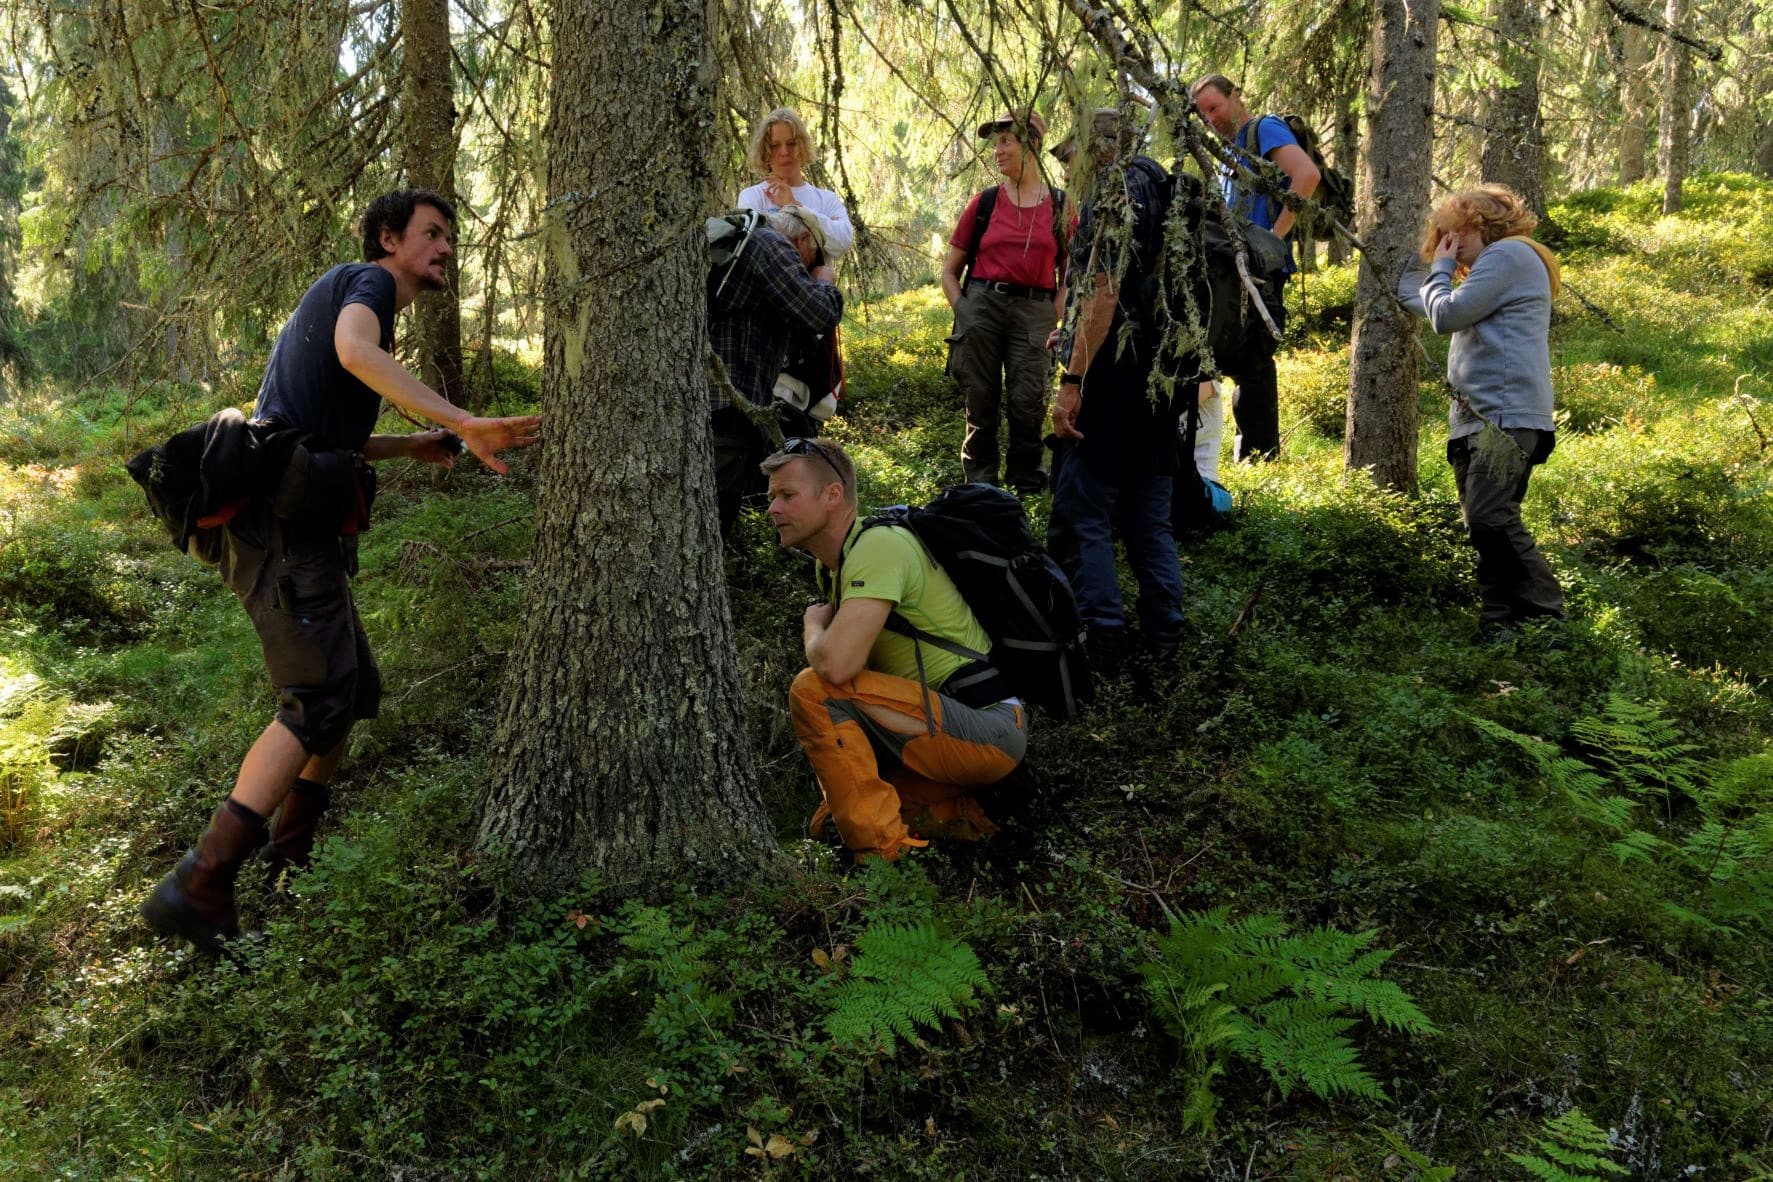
1608, 829, 1671, 863
1505, 1106, 1629, 1180
824, 919, 987, 1054
1141, 910, 1429, 1122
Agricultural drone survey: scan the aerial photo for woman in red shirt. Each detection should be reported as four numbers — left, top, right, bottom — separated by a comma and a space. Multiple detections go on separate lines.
940, 111, 1070, 495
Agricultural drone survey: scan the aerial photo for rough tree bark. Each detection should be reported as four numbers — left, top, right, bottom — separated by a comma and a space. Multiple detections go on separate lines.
477, 0, 777, 896
1618, 23, 1651, 183
1326, 84, 1359, 266
401, 0, 465, 401
1481, 0, 1545, 213
1657, 0, 1694, 213
1344, 0, 1435, 493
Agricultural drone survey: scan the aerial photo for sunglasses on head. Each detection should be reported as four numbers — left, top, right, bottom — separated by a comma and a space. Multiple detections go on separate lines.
782, 436, 845, 489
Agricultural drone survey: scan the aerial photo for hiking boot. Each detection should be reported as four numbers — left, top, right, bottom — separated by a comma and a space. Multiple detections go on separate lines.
263, 778, 331, 883
1142, 619, 1185, 667
1085, 625, 1132, 682
140, 798, 266, 954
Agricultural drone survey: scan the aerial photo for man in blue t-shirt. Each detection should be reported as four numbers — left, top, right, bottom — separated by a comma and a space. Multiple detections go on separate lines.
141, 189, 542, 954
1190, 74, 1321, 461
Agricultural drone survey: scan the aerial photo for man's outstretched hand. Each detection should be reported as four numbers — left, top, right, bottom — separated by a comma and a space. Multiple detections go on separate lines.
458, 415, 543, 474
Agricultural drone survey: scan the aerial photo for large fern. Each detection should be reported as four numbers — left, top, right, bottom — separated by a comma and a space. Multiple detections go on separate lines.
824, 919, 989, 1053
1139, 907, 1433, 1133
1505, 1107, 1629, 1181
1467, 702, 1773, 932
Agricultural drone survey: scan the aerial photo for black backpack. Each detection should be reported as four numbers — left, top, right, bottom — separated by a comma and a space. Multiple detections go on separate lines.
857, 484, 1091, 719
706, 208, 769, 300
124, 409, 355, 564
1239, 114, 1354, 222
1120, 158, 1288, 373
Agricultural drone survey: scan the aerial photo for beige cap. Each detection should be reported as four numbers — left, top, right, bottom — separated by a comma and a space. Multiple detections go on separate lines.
1050, 107, 1126, 162
977, 110, 1048, 143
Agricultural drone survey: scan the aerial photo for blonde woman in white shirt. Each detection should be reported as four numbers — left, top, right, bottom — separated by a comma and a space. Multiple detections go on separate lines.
738, 107, 854, 258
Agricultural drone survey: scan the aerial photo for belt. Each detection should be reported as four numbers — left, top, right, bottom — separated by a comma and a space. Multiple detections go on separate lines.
969, 278, 1056, 300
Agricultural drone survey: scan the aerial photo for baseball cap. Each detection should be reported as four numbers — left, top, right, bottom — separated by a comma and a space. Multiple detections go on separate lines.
1050, 107, 1130, 162
977, 110, 1048, 143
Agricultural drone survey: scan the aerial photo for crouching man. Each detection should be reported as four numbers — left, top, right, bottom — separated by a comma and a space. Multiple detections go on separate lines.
764, 438, 1027, 863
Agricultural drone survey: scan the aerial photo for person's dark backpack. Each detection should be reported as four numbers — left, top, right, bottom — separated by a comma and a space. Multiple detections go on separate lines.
858, 484, 1091, 719
125, 409, 336, 564
959, 185, 1069, 288
706, 207, 769, 300
1120, 158, 1287, 374
1240, 114, 1354, 222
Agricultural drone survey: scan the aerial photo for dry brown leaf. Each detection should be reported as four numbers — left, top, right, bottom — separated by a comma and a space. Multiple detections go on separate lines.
765, 1134, 795, 1159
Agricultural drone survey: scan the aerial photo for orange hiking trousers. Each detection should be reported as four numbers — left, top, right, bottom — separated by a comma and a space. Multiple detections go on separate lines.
789, 667, 1026, 862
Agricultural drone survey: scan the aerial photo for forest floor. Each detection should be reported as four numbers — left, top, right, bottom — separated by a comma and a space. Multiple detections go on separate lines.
1, 175, 1770, 1180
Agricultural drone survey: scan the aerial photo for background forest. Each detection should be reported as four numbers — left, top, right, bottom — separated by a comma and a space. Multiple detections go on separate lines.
1, 0, 1771, 1178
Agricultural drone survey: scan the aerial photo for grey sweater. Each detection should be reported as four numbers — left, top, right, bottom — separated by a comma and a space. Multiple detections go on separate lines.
1398, 238, 1556, 440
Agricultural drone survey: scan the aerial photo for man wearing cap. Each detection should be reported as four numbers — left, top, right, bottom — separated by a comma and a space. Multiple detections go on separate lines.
939, 110, 1070, 494
1048, 109, 1187, 677
1189, 74, 1320, 461
708, 205, 843, 536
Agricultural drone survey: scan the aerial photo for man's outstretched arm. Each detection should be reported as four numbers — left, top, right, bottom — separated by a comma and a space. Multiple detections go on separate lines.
336, 303, 541, 473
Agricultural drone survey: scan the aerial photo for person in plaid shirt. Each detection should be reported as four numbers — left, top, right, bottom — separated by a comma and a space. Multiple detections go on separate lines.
708, 207, 842, 536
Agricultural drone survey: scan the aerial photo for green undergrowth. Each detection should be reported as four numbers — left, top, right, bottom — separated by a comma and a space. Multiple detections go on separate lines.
2, 175, 1770, 1178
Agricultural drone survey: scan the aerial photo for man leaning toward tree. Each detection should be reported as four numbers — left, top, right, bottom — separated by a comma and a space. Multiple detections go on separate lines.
1190, 73, 1320, 461
140, 189, 542, 954
765, 438, 1026, 864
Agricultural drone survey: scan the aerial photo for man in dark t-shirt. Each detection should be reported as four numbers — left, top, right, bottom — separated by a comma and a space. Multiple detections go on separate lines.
141, 189, 542, 954
1049, 110, 1186, 679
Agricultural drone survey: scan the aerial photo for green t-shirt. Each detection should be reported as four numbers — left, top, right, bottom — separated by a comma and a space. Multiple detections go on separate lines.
821, 519, 992, 688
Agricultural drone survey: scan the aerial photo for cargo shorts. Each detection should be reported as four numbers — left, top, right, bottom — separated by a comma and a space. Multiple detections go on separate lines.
220, 502, 381, 754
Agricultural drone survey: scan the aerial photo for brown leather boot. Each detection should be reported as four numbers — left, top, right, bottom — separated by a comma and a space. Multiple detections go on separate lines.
264, 778, 331, 883
140, 798, 266, 954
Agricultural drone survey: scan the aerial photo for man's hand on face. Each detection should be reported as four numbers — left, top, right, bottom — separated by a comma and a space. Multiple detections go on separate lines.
457, 414, 543, 475
811, 263, 837, 283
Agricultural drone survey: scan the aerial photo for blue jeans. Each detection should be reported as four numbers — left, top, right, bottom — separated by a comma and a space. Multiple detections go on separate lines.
1053, 449, 1183, 634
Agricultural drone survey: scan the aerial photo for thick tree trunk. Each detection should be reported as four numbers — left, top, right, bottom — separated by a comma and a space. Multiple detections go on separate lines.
1657, 0, 1694, 213
1327, 86, 1359, 266
1618, 24, 1650, 184
401, 0, 465, 401
1480, 0, 1545, 213
478, 0, 777, 896
1345, 0, 1434, 494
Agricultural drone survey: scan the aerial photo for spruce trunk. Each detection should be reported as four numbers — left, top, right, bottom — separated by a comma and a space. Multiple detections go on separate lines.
1618, 24, 1650, 184
1480, 0, 1545, 214
401, 0, 465, 401
1657, 0, 1694, 213
477, 0, 777, 895
1345, 0, 1435, 494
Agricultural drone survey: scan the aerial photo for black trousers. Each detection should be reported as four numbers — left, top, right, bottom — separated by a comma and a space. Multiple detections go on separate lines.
1447, 428, 1565, 625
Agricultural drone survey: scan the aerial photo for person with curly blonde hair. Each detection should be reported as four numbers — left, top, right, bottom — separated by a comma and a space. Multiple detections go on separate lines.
1399, 184, 1566, 638
738, 107, 853, 257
